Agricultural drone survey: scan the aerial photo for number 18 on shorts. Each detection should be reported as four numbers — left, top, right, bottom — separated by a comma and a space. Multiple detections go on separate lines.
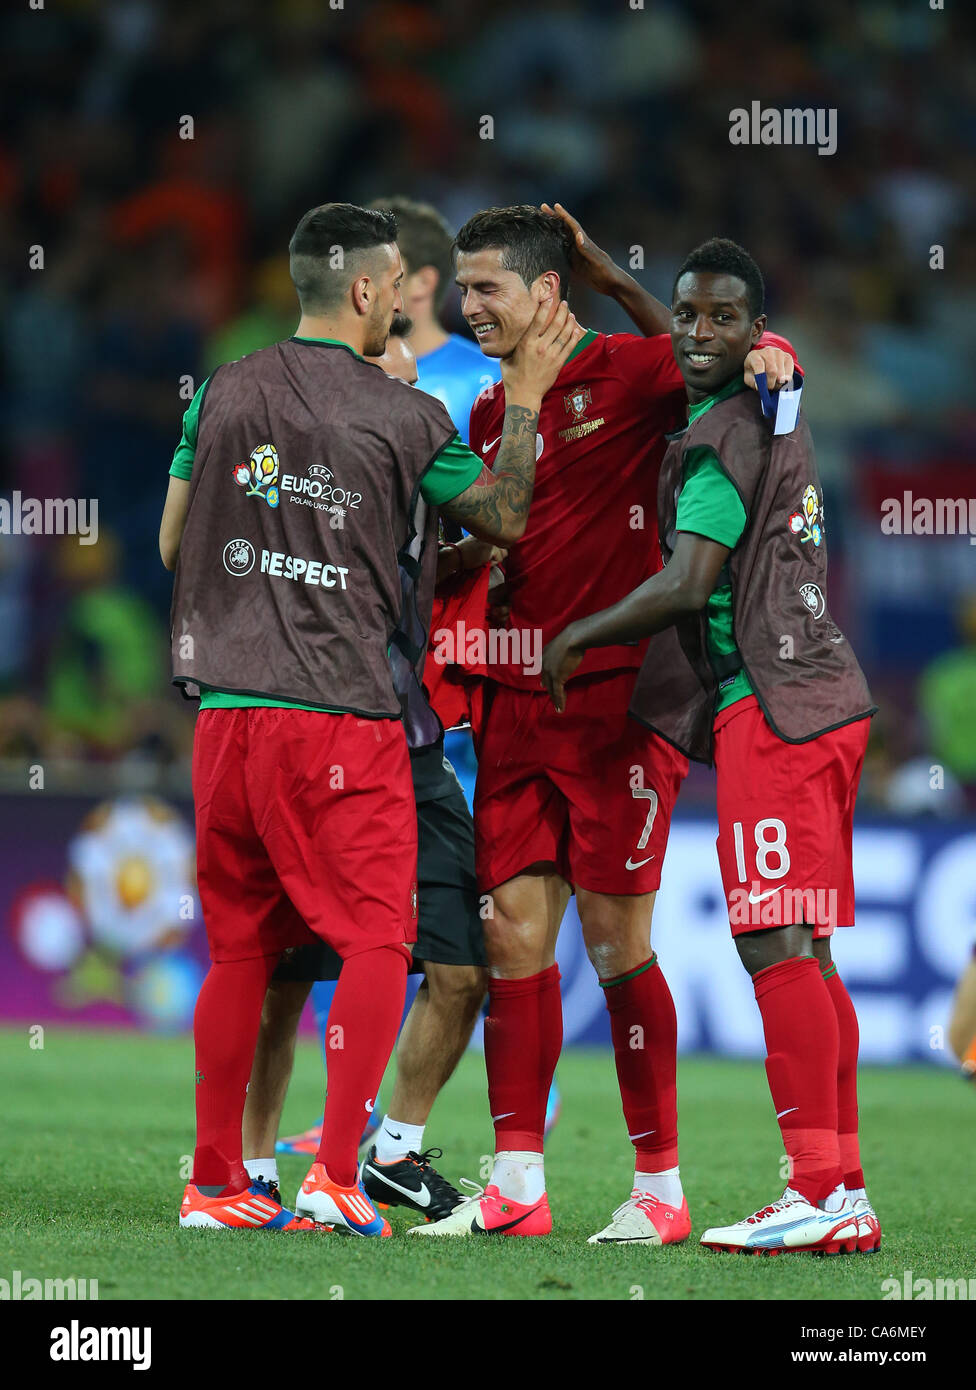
713, 698, 869, 938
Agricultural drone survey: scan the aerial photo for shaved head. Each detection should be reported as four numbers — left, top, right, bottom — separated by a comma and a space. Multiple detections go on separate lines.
289, 202, 399, 313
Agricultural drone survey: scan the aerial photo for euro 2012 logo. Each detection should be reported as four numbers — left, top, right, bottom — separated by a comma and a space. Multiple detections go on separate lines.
233, 443, 280, 508
788, 484, 823, 547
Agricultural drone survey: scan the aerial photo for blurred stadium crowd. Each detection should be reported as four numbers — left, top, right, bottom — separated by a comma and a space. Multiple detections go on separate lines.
1, 0, 974, 809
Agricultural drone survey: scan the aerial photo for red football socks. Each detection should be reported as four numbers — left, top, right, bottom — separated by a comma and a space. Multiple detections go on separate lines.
193, 953, 278, 1193
601, 954, 679, 1171
753, 955, 843, 1206
316, 944, 408, 1187
484, 964, 562, 1152
822, 960, 865, 1189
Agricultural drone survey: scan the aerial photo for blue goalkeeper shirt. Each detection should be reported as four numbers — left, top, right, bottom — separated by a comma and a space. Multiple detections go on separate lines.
416, 333, 501, 444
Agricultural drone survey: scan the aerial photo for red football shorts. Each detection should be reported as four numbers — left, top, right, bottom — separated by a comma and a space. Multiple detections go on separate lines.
713, 696, 870, 938
192, 707, 417, 963
474, 671, 688, 894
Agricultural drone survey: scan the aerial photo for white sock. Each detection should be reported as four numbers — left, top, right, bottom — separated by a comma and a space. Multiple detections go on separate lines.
822, 1182, 847, 1213
244, 1157, 278, 1184
492, 1150, 546, 1203
846, 1185, 867, 1205
634, 1165, 682, 1207
374, 1117, 425, 1164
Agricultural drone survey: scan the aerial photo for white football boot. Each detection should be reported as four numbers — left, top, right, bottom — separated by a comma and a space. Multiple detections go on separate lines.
588, 1190, 692, 1246
700, 1186, 858, 1255
852, 1195, 882, 1253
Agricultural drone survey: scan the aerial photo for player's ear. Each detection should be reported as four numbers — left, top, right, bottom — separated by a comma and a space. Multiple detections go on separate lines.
751, 313, 767, 343
535, 271, 559, 304
351, 275, 371, 316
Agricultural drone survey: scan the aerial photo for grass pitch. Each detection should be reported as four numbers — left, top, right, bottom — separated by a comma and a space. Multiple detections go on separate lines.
2, 1026, 972, 1301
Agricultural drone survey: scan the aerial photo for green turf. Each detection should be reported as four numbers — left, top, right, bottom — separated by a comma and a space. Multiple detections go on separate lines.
1, 1026, 972, 1301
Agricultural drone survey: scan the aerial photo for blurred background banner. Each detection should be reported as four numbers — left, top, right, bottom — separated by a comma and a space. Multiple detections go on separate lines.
0, 792, 205, 1033
1, 1, 974, 1046
1, 774, 972, 1066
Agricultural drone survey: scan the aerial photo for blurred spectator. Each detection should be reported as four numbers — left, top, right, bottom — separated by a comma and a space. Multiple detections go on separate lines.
205, 255, 297, 371
246, 21, 361, 230
0, 531, 35, 698
44, 532, 168, 758
919, 596, 976, 786
79, 238, 201, 609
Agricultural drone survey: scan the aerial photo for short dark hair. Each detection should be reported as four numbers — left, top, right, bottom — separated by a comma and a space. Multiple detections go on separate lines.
454, 205, 573, 300
288, 202, 398, 312
672, 238, 764, 320
367, 196, 455, 310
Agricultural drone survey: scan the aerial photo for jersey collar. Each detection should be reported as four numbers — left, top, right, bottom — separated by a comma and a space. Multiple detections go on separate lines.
565, 327, 598, 365
686, 371, 747, 424
290, 335, 363, 361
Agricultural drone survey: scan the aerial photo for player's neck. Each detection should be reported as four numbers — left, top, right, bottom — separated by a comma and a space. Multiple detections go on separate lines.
684, 367, 744, 408
294, 313, 365, 356
407, 317, 449, 359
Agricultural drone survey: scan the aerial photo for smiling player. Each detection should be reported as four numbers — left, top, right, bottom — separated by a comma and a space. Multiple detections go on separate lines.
542, 238, 879, 1255
414, 207, 798, 1243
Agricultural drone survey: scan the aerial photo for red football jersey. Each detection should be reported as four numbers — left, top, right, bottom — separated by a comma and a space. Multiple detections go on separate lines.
468, 328, 797, 690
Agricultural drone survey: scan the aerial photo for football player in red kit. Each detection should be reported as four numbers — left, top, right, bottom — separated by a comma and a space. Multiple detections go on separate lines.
541, 237, 878, 1254
413, 206, 798, 1241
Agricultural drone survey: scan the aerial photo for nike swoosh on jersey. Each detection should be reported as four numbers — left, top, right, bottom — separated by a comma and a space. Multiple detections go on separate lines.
747, 887, 781, 903
491, 1111, 516, 1122
364, 1164, 431, 1208
482, 435, 502, 453
625, 856, 655, 871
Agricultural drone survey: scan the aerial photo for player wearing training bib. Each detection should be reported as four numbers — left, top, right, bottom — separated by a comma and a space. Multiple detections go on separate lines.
542, 238, 880, 1255
238, 319, 509, 1223
414, 205, 798, 1243
159, 202, 582, 1238
263, 196, 554, 1185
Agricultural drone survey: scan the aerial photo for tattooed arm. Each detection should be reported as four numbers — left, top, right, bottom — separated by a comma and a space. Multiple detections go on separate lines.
440, 298, 582, 545
440, 403, 540, 545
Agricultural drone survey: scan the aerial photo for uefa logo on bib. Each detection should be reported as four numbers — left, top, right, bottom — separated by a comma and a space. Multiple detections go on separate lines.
222, 538, 255, 576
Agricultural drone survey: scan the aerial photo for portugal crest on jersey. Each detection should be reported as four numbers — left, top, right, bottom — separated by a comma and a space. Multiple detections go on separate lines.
564, 385, 592, 422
